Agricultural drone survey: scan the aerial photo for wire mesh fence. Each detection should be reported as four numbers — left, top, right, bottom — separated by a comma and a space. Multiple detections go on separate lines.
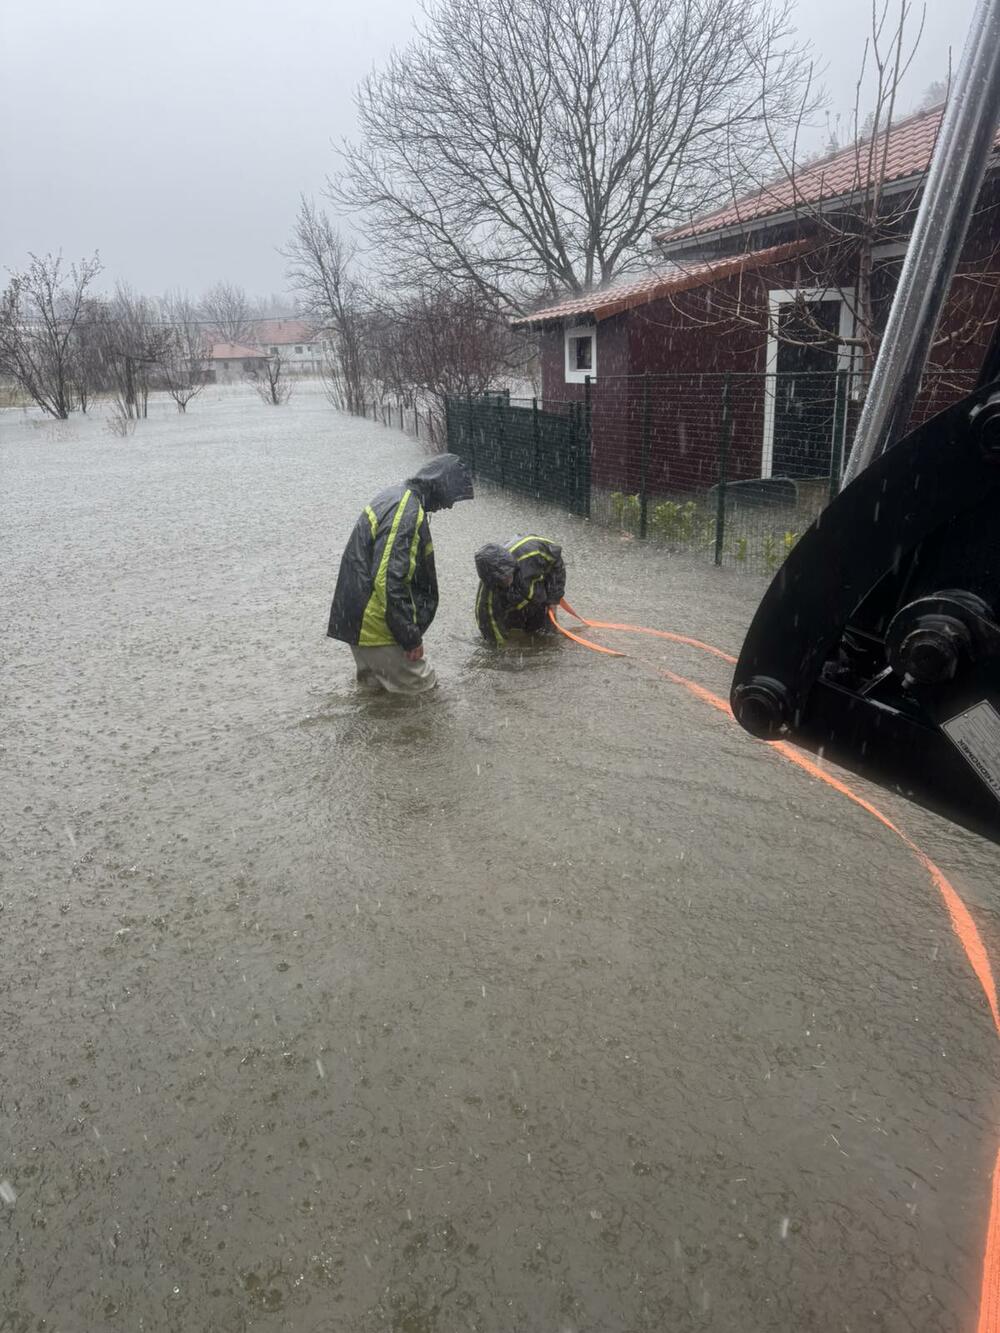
360, 397, 445, 449
445, 392, 590, 515
444, 368, 977, 573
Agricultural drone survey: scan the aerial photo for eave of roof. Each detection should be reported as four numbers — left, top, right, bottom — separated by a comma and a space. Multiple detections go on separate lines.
512, 238, 812, 329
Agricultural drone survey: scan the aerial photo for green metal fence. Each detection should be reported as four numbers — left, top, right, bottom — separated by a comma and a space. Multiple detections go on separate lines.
443, 371, 975, 573
445, 393, 591, 516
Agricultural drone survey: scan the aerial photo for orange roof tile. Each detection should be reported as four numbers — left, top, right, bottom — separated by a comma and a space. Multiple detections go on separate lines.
656, 105, 1000, 247
512, 239, 811, 328
253, 319, 316, 345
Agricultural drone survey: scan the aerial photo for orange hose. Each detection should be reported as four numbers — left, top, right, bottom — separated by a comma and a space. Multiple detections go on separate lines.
980, 1148, 1000, 1333
547, 607, 625, 656
557, 600, 736, 662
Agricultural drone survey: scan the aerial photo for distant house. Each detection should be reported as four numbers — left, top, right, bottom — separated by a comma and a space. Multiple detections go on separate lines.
252, 319, 325, 374
210, 343, 272, 384
514, 105, 1000, 491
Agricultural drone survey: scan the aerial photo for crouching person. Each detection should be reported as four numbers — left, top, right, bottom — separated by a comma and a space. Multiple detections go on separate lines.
474, 535, 566, 644
328, 453, 474, 692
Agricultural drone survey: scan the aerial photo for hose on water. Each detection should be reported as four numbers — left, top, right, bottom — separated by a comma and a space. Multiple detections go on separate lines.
548, 597, 1000, 1333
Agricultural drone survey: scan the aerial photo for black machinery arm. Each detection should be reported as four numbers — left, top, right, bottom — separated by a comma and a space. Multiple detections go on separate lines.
732, 372, 1000, 843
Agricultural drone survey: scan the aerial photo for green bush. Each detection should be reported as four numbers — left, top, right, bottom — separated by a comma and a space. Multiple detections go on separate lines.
650, 499, 698, 544
610, 491, 641, 532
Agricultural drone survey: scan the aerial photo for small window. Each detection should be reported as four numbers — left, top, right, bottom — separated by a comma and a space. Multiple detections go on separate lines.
270, 346, 278, 355
564, 324, 596, 383
295, 345, 303, 354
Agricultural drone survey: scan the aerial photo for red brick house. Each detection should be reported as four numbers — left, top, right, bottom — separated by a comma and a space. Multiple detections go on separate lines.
513, 106, 1000, 495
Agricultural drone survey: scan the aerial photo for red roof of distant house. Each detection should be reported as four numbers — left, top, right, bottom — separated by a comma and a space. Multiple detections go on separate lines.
513, 239, 812, 328
655, 104, 1000, 247
210, 343, 269, 360
253, 319, 315, 345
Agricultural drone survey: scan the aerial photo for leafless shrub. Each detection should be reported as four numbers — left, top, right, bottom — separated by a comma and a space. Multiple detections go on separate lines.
247, 354, 293, 405
158, 293, 209, 412
105, 403, 136, 437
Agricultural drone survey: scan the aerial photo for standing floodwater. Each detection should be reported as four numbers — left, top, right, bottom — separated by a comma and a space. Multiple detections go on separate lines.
2, 385, 999, 1331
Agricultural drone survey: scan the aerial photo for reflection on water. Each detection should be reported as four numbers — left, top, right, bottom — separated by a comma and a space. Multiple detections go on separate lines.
2, 387, 998, 1331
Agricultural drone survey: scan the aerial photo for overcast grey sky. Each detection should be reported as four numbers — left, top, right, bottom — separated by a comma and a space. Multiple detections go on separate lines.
0, 0, 977, 297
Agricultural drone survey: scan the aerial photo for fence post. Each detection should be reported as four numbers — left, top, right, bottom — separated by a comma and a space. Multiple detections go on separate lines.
829, 368, 849, 501
583, 374, 593, 518
714, 374, 733, 567
496, 393, 506, 490
466, 393, 475, 474
532, 397, 540, 498
639, 372, 651, 538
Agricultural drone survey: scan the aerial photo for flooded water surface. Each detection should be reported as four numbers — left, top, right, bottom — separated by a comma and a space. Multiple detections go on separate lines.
3, 387, 999, 1331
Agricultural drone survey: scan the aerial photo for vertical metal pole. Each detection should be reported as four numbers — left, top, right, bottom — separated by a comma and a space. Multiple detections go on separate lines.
583, 374, 593, 518
714, 374, 733, 566
572, 402, 582, 513
639, 373, 651, 538
497, 394, 506, 490
532, 397, 540, 498
843, 0, 1000, 483
828, 369, 848, 501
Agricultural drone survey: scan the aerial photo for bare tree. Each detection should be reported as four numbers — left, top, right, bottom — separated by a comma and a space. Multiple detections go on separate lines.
158, 293, 208, 412
332, 0, 813, 309
0, 252, 103, 418
247, 354, 293, 405
97, 284, 172, 419
199, 281, 256, 346
282, 198, 368, 414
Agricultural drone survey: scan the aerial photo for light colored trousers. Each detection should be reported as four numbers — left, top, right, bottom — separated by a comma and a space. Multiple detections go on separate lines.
350, 644, 437, 694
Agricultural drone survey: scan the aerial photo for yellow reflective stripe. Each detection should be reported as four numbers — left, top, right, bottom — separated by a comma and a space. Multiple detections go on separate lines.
405, 505, 424, 624
510, 535, 557, 553
358, 490, 412, 646
487, 589, 504, 644
364, 506, 378, 539
516, 549, 553, 563
514, 575, 542, 610
423, 541, 434, 556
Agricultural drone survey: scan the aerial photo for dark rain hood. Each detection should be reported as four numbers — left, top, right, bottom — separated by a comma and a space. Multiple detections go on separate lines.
406, 453, 474, 512
474, 543, 517, 588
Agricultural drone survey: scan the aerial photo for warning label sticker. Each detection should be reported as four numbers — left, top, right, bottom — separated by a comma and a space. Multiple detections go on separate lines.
942, 700, 1000, 803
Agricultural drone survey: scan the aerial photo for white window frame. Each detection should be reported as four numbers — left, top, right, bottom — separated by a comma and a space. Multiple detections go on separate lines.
564, 324, 596, 383
761, 287, 856, 478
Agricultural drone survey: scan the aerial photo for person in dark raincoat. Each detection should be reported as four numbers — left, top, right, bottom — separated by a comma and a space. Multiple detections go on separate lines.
328, 453, 474, 692
474, 535, 566, 644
